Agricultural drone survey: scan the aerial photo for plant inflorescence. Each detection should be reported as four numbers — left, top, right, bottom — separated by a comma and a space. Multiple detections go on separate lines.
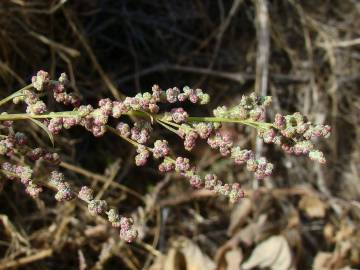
0, 71, 331, 243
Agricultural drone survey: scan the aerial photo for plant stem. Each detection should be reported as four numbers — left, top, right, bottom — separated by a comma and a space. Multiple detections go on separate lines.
187, 116, 274, 129
156, 119, 179, 134
0, 84, 33, 107
106, 125, 142, 148
0, 99, 274, 132
106, 125, 176, 164
0, 111, 78, 121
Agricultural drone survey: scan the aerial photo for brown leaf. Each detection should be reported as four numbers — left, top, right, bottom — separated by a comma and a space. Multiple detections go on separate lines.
313, 252, 333, 270
150, 238, 216, 270
235, 214, 267, 246
241, 235, 293, 270
180, 238, 216, 270
224, 248, 243, 270
298, 195, 327, 218
227, 198, 252, 236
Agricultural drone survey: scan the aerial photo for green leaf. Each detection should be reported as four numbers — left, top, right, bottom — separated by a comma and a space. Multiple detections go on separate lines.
28, 117, 54, 147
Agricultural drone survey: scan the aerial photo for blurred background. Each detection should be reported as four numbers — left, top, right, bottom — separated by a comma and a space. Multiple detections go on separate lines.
0, 0, 359, 269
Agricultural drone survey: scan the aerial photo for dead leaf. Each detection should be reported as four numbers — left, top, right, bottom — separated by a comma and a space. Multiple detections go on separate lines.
78, 249, 87, 270
150, 238, 216, 270
241, 235, 293, 270
313, 252, 333, 270
225, 248, 243, 270
299, 195, 327, 218
180, 238, 216, 270
335, 223, 354, 242
235, 214, 267, 245
323, 223, 335, 243
163, 248, 186, 270
228, 199, 252, 236
148, 256, 165, 270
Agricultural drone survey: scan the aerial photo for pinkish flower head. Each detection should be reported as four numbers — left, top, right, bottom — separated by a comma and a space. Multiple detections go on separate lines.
153, 140, 170, 159
175, 157, 191, 173
171, 108, 188, 123
107, 208, 121, 228
158, 159, 175, 172
88, 199, 108, 216
78, 186, 94, 201
31, 70, 49, 91
166, 87, 180, 103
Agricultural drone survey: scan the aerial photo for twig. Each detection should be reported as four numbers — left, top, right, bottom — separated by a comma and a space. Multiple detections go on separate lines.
0, 249, 53, 269
63, 9, 125, 100
253, 0, 270, 190
60, 161, 144, 202
318, 37, 360, 48
115, 63, 309, 85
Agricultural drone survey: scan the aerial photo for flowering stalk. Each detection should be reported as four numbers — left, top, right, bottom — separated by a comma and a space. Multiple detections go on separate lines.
0, 70, 332, 243
0, 131, 137, 242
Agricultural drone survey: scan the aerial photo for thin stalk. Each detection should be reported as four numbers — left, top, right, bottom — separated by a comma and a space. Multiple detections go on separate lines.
187, 116, 274, 129
107, 125, 176, 164
106, 125, 142, 148
0, 111, 78, 121
156, 119, 179, 134
0, 84, 33, 107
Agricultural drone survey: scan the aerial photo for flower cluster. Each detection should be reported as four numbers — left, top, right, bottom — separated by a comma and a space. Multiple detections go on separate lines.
231, 147, 273, 179
0, 122, 137, 242
129, 137, 246, 202
14, 71, 79, 116
171, 108, 189, 123
131, 121, 152, 144
168, 120, 273, 179
135, 145, 150, 166
40, 83, 210, 138
79, 186, 137, 242
0, 70, 333, 244
258, 112, 331, 163
204, 174, 244, 203
153, 140, 170, 159
213, 92, 272, 121
1, 162, 42, 198
27, 147, 61, 164
0, 128, 60, 165
162, 85, 210, 105
31, 71, 79, 106
48, 171, 75, 202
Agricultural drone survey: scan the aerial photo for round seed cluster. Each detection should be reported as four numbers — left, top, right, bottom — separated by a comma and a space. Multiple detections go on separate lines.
1, 162, 42, 198
49, 171, 75, 202
78, 186, 94, 202
258, 112, 331, 164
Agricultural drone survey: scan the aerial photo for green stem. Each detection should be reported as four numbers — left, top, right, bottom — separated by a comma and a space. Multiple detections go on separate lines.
156, 119, 179, 134
0, 111, 79, 121
106, 125, 176, 164
187, 116, 274, 129
0, 93, 274, 133
124, 110, 148, 118
0, 84, 33, 107
106, 125, 142, 148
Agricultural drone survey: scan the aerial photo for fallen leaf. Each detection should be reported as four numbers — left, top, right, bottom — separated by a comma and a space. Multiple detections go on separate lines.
163, 248, 186, 270
228, 198, 252, 236
150, 238, 216, 270
313, 252, 333, 270
225, 248, 243, 270
180, 238, 216, 270
335, 222, 354, 242
299, 195, 327, 218
235, 214, 267, 245
323, 223, 335, 243
241, 235, 293, 270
